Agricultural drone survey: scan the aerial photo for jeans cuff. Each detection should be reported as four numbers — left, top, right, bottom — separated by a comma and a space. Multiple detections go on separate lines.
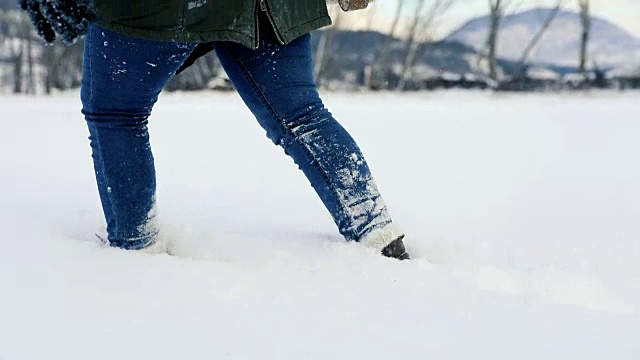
358, 223, 404, 251
108, 231, 159, 251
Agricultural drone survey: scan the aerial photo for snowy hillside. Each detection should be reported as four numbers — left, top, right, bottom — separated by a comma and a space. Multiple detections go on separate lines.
1, 92, 640, 359
448, 7, 640, 69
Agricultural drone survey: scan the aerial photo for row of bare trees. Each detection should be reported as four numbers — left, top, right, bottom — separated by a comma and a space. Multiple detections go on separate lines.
2, 0, 596, 94
316, 0, 594, 88
314, 0, 457, 91
0, 9, 83, 95
1, 9, 35, 94
486, 0, 591, 81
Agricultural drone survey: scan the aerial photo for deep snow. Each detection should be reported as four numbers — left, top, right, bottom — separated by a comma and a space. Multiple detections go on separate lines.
1, 91, 639, 359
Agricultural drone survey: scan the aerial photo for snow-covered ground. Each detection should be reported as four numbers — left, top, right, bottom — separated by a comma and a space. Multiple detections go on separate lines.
1, 91, 639, 359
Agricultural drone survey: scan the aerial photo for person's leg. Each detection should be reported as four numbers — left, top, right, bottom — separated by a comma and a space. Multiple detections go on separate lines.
213, 16, 406, 256
81, 24, 196, 250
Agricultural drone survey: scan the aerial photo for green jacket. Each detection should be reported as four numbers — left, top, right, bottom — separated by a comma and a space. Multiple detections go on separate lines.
93, 0, 332, 48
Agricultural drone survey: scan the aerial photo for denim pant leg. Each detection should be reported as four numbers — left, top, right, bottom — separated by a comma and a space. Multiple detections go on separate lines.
214, 30, 400, 244
81, 25, 196, 250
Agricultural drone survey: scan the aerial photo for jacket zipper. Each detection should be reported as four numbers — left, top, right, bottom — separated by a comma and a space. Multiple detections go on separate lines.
259, 0, 286, 45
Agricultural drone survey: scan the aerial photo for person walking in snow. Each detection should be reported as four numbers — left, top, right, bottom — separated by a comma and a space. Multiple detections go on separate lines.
20, 0, 409, 260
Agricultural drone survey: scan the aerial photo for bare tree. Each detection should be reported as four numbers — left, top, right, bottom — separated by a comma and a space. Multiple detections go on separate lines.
578, 0, 590, 76
515, 2, 565, 77
26, 29, 35, 94
313, 5, 344, 83
388, 0, 406, 39
397, 0, 455, 90
472, 0, 520, 81
366, 0, 406, 89
11, 45, 23, 94
396, 0, 428, 90
313, 28, 330, 80
486, 0, 506, 81
8, 14, 32, 94
358, 1, 379, 89
1, 10, 44, 94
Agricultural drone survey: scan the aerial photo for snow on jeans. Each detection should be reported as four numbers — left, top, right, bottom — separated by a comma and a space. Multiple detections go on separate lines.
81, 20, 400, 251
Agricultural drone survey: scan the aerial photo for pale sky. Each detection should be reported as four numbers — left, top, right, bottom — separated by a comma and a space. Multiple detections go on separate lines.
340, 0, 640, 39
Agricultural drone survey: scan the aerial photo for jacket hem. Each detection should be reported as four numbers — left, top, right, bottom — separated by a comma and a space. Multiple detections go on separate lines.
93, 14, 331, 47
93, 20, 257, 47
280, 15, 332, 44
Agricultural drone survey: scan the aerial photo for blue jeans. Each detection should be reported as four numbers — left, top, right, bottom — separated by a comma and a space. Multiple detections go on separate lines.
81, 20, 397, 250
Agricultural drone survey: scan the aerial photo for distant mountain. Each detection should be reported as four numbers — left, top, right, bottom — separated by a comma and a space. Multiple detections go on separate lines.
447, 7, 640, 69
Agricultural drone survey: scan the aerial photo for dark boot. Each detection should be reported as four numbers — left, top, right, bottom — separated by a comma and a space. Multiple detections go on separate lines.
381, 235, 410, 260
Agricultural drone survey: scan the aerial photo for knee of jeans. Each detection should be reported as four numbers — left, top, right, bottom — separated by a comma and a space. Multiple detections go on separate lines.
83, 112, 152, 131
281, 102, 333, 136
264, 127, 286, 147
83, 89, 156, 112
81, 75, 159, 120
81, 91, 155, 126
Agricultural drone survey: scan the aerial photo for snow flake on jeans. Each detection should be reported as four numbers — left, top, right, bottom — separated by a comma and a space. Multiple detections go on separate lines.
334, 152, 391, 237
136, 196, 160, 241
